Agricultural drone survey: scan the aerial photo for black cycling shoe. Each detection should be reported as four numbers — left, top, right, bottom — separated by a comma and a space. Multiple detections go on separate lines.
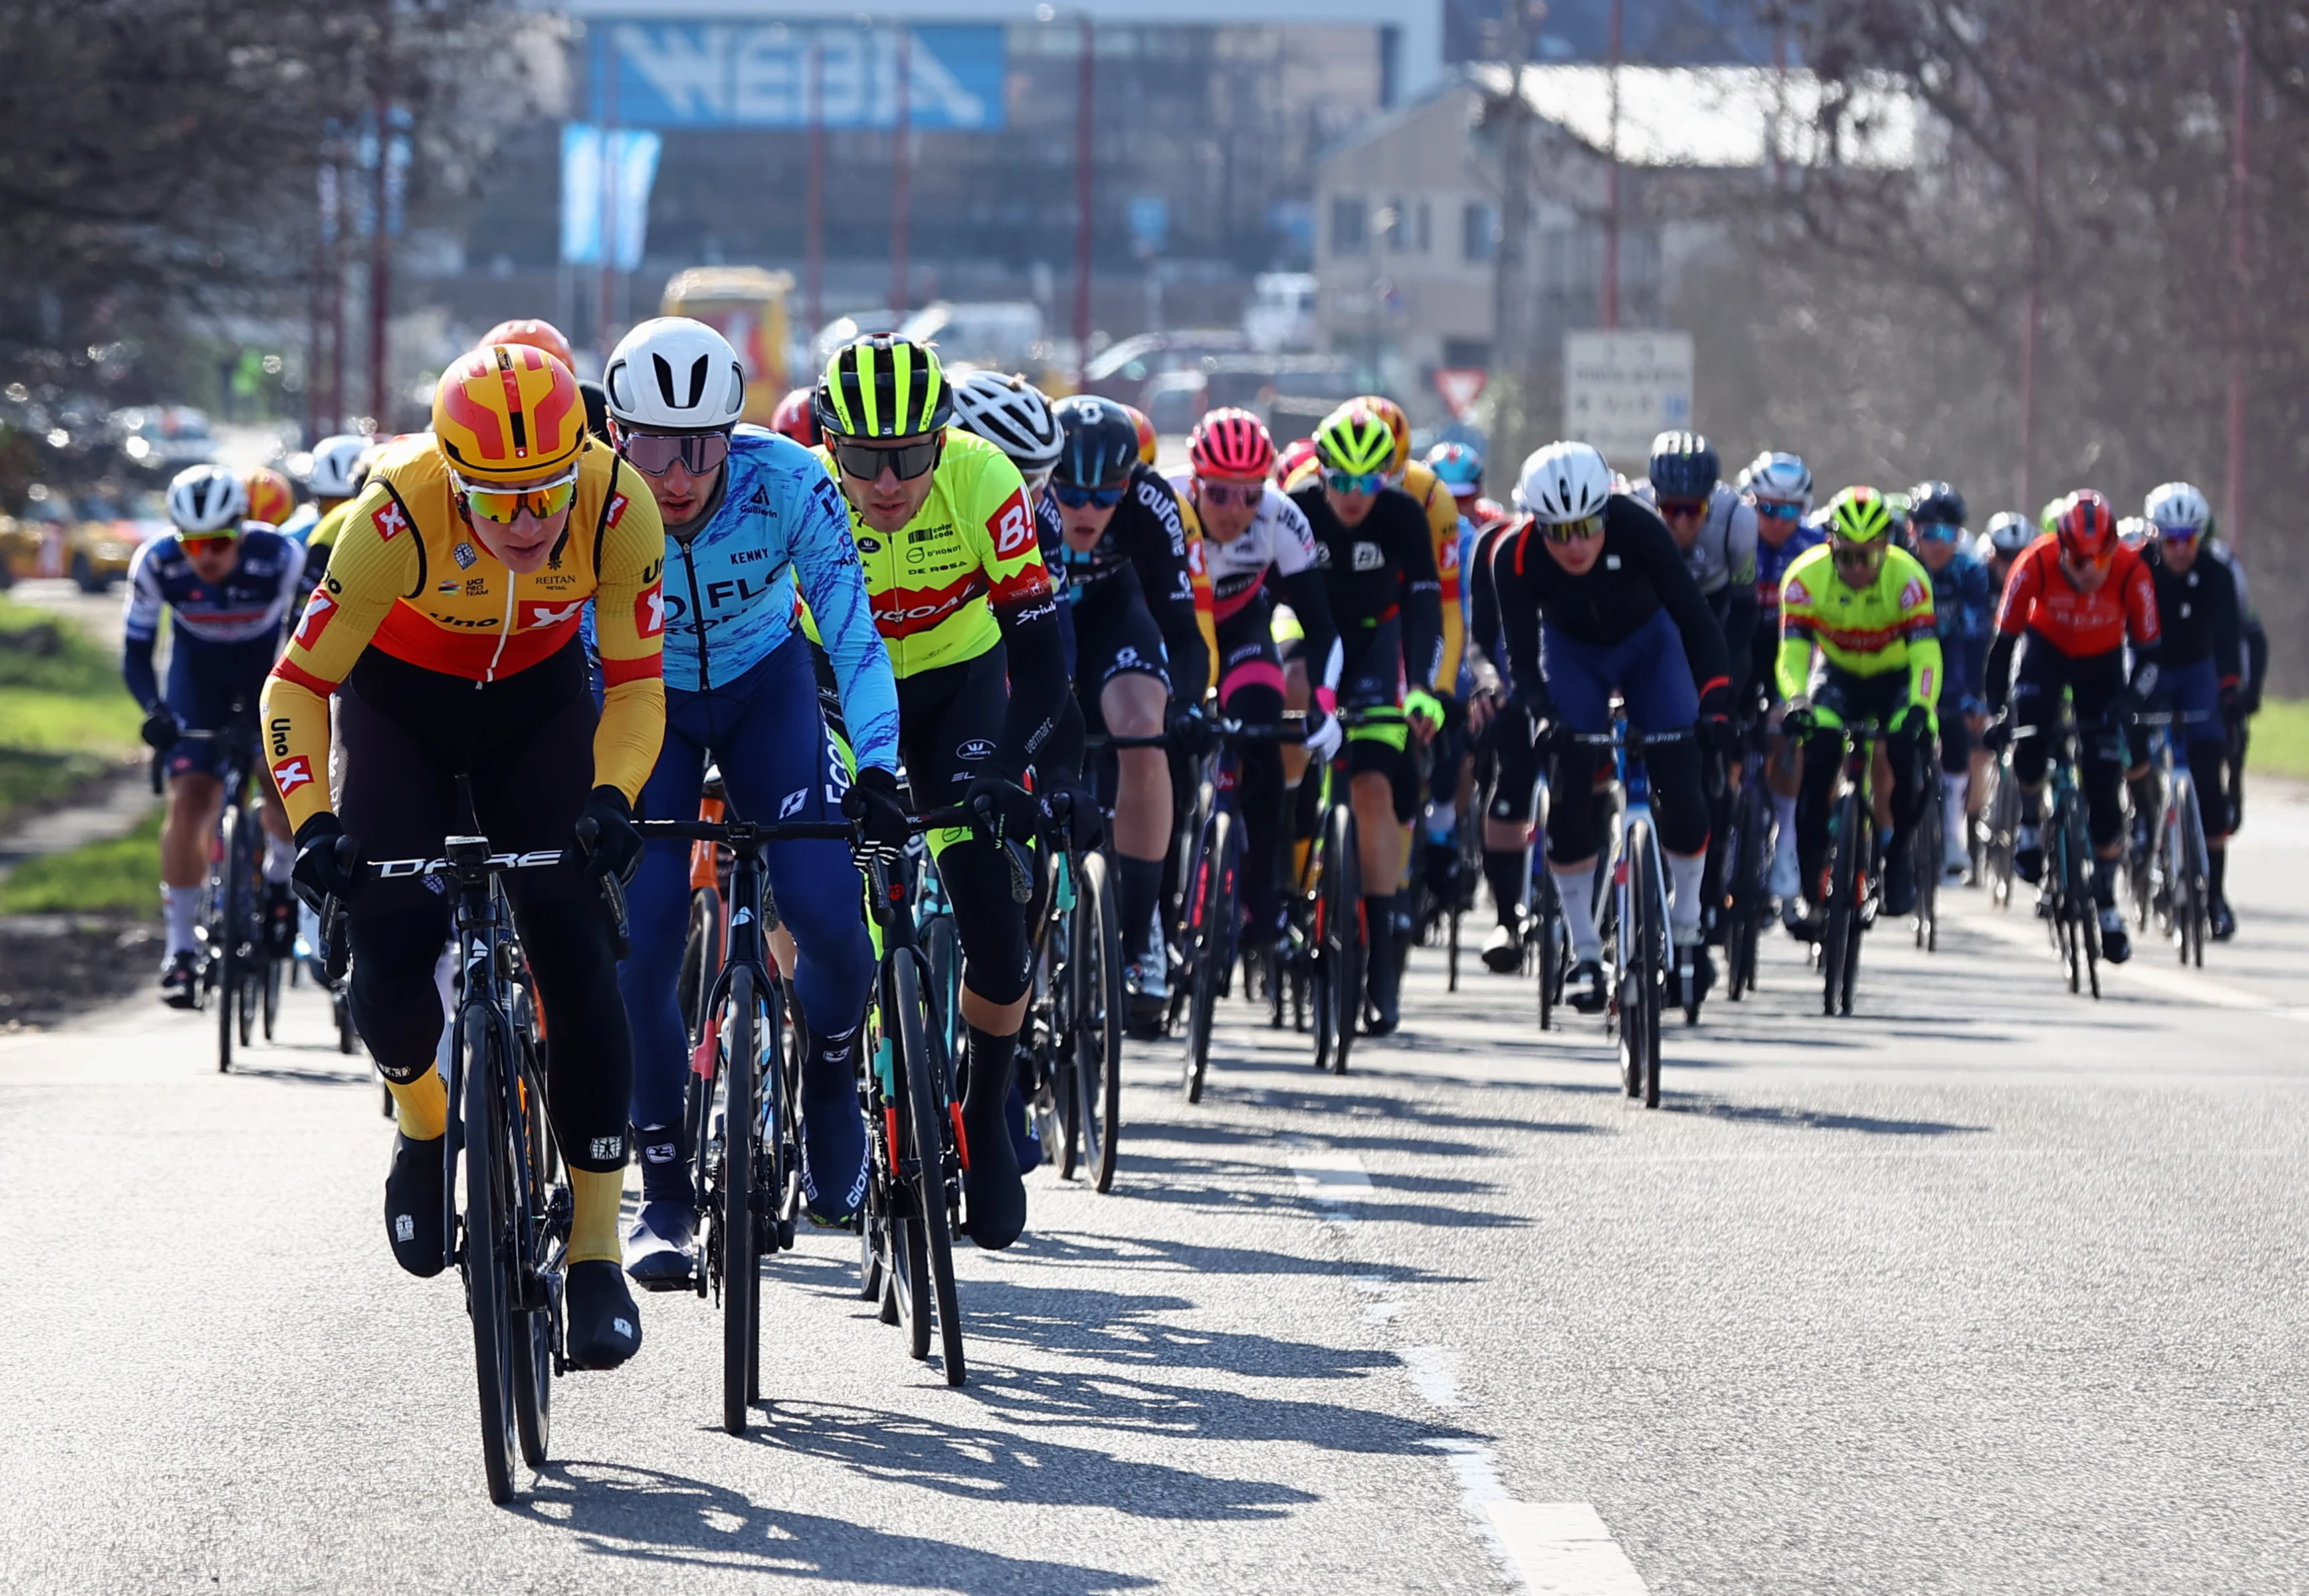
1567, 959, 1608, 1015
624, 1199, 696, 1291
1781, 901, 1824, 944
159, 950, 199, 1009
566, 1260, 643, 1369
2099, 908, 2132, 965
1884, 866, 1918, 919
2013, 824, 2044, 885
2209, 896, 2237, 941
1670, 944, 1715, 1009
384, 1131, 448, 1278
1481, 918, 1525, 974
960, 1101, 1026, 1250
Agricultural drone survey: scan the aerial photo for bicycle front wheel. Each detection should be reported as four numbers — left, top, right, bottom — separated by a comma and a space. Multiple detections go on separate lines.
1072, 850, 1124, 1193
510, 988, 556, 1470
1821, 793, 1862, 1017
1318, 804, 1363, 1076
894, 951, 966, 1385
1184, 811, 1236, 1104
718, 966, 760, 1433
461, 1003, 520, 1504
1624, 829, 1664, 1108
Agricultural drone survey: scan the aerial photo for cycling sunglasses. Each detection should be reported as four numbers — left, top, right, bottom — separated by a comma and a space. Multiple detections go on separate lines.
1657, 496, 1708, 518
1753, 500, 1804, 520
1830, 537, 1885, 565
455, 467, 579, 525
1540, 513, 1605, 544
1052, 481, 1128, 510
1915, 520, 1965, 543
621, 429, 730, 478
829, 435, 942, 483
1196, 478, 1263, 508
2159, 524, 2204, 544
1324, 468, 1387, 496
179, 530, 239, 553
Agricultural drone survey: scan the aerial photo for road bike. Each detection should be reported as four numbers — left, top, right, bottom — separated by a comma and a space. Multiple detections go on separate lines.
1906, 734, 1943, 954
1177, 716, 1302, 1103
1017, 791, 1123, 1189
2019, 712, 2102, 999
1977, 744, 2021, 909
1719, 717, 1776, 1002
1813, 717, 1882, 1019
155, 719, 286, 1072
2130, 710, 2212, 967
630, 809, 852, 1436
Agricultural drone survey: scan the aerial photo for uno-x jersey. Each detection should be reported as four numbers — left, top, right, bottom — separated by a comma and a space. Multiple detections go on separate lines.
660, 426, 898, 771
260, 435, 667, 831
122, 524, 306, 708
1777, 541, 1942, 706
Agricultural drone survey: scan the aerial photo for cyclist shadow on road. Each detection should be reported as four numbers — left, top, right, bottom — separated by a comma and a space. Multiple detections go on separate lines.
519, 1460, 1158, 1589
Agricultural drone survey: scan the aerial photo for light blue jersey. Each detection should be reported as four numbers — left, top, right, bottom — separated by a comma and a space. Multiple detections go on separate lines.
658, 426, 900, 771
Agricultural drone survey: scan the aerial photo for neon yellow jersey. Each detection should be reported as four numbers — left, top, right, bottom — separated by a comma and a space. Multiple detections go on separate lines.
809, 429, 1056, 679
1777, 542, 1942, 707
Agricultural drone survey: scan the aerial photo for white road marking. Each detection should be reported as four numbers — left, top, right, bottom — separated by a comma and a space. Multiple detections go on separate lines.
1397, 1344, 1460, 1407
1486, 1501, 1653, 1596
1288, 1147, 1373, 1217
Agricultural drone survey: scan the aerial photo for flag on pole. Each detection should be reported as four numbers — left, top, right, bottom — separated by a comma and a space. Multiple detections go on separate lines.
560, 123, 662, 271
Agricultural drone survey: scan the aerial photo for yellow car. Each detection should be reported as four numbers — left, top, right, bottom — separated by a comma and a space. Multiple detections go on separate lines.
0, 487, 165, 592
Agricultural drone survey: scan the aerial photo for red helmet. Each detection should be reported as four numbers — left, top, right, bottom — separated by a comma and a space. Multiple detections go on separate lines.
769, 385, 820, 448
480, 318, 577, 372
1189, 408, 1274, 481
2053, 489, 2118, 565
1275, 436, 1318, 488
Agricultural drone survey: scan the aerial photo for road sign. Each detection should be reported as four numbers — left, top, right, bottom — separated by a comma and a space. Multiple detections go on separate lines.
1433, 367, 1488, 419
1563, 331, 1694, 466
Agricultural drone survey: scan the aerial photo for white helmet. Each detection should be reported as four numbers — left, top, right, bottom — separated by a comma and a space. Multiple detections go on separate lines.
1515, 441, 1613, 524
603, 317, 747, 430
1744, 450, 1813, 508
167, 464, 248, 534
2117, 515, 2152, 551
1983, 510, 2036, 556
2144, 480, 2211, 536
308, 433, 370, 500
950, 369, 1065, 474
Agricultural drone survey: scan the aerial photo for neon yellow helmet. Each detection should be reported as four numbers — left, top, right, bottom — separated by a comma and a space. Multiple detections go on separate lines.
2038, 496, 2066, 533
1312, 403, 1397, 477
813, 334, 952, 440
1825, 486, 1896, 545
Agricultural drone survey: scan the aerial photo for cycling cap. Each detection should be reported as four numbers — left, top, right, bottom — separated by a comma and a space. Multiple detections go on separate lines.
769, 386, 819, 448
1352, 395, 1413, 474
167, 464, 249, 534
1313, 404, 1398, 477
604, 317, 747, 431
1516, 440, 1613, 524
433, 343, 587, 483
1189, 408, 1275, 480
2144, 480, 2211, 536
306, 433, 370, 500
1645, 431, 1719, 502
480, 318, 576, 372
1825, 486, 1896, 544
814, 335, 952, 441
1907, 480, 1967, 528
1051, 394, 1141, 488
1425, 441, 1484, 497
953, 370, 1065, 472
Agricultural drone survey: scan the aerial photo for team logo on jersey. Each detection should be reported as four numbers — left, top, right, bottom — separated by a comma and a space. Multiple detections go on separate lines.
1351, 541, 1383, 572
437, 580, 461, 594
272, 755, 314, 796
523, 600, 584, 629
292, 588, 336, 649
635, 581, 664, 639
1785, 576, 1811, 607
1439, 538, 1460, 573
779, 789, 808, 818
958, 738, 995, 761
371, 501, 408, 541
990, 488, 1033, 559
742, 484, 775, 514
451, 541, 478, 569
858, 536, 882, 553
465, 578, 488, 595
1899, 579, 1928, 610
1186, 537, 1207, 576
607, 492, 630, 526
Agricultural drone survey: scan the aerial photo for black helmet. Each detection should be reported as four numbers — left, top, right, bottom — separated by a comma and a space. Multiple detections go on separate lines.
1051, 395, 1140, 490
1907, 480, 1968, 530
1645, 430, 1719, 502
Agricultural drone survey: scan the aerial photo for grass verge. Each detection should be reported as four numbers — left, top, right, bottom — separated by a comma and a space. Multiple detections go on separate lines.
0, 596, 141, 825
2247, 699, 2309, 780
0, 809, 161, 915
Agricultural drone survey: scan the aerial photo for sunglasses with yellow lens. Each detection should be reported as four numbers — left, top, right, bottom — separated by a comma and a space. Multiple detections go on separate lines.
456, 468, 579, 525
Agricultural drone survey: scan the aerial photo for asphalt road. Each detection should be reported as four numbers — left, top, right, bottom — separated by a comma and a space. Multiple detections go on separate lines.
5, 791, 2307, 1595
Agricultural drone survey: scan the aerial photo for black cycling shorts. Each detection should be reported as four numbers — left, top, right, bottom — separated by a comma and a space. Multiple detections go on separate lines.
1071, 571, 1171, 728
898, 645, 1031, 1009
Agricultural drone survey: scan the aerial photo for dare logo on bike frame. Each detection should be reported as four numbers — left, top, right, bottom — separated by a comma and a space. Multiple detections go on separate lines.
989, 488, 1033, 560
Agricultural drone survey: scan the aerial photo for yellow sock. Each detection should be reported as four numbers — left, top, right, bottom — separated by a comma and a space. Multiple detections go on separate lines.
1292, 837, 1312, 884
388, 1072, 448, 1140
568, 1165, 626, 1266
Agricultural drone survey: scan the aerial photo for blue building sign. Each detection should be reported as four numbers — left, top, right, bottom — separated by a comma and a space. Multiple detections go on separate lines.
595, 21, 1007, 130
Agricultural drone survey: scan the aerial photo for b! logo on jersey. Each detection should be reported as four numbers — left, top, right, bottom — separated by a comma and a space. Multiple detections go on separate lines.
989, 488, 1033, 560
1785, 576, 1811, 607
523, 600, 585, 629
272, 755, 314, 796
635, 581, 665, 639
292, 588, 336, 650
371, 501, 409, 541
1899, 579, 1927, 611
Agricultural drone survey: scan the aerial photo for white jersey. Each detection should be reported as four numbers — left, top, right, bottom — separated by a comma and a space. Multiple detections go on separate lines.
1168, 477, 1317, 623
1635, 478, 1758, 597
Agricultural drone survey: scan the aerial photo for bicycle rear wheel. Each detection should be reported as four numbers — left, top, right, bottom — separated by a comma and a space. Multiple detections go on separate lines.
1623, 829, 1664, 1108
894, 951, 966, 1385
2177, 782, 2208, 968
719, 967, 759, 1435
215, 808, 243, 1072
1317, 804, 1362, 1076
461, 1004, 520, 1504
1072, 850, 1123, 1193
1183, 811, 1235, 1104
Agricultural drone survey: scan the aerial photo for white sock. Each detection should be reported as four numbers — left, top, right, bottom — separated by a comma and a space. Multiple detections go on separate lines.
1551, 862, 1601, 963
1666, 850, 1706, 944
263, 832, 296, 884
163, 885, 199, 956
1942, 775, 1968, 850
1772, 792, 1798, 852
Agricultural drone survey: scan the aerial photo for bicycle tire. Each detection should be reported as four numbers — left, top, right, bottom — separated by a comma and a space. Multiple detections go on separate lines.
1184, 810, 1235, 1104
334, 988, 357, 1055
2179, 781, 2207, 968
680, 886, 722, 1048
894, 951, 966, 1385
1819, 791, 1851, 1016
2072, 809, 2102, 1000
1534, 866, 1563, 1031
1627, 827, 1664, 1108
215, 807, 241, 1072
1074, 850, 1123, 1194
1321, 804, 1362, 1076
510, 999, 555, 1470
462, 1003, 520, 1505
261, 935, 282, 1040
720, 965, 759, 1435
1913, 774, 1939, 952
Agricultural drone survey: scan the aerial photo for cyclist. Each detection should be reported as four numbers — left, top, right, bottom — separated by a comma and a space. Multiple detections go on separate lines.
1906, 481, 1994, 878
1423, 440, 1502, 917
599, 318, 903, 1285
2134, 481, 2241, 938
2203, 518, 2267, 876
480, 318, 604, 440
1288, 403, 1443, 1033
1122, 403, 1160, 467
261, 342, 665, 1369
771, 385, 821, 448
1743, 452, 1821, 902
293, 434, 371, 581
128, 464, 308, 1004
1489, 441, 1728, 1012
1978, 511, 2037, 596
1981, 489, 2160, 964
1049, 394, 1212, 1019
1172, 408, 1342, 949
1777, 487, 1942, 936
813, 335, 1068, 1250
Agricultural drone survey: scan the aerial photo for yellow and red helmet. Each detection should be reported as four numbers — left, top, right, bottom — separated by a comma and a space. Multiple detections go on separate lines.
1121, 403, 1159, 466
243, 466, 295, 526
431, 344, 587, 484
1353, 394, 1411, 474
479, 318, 577, 373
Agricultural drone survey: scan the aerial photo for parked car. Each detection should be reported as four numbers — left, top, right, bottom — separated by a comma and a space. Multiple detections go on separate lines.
2, 485, 169, 591
1080, 330, 1251, 411
1136, 353, 1361, 437
112, 406, 219, 476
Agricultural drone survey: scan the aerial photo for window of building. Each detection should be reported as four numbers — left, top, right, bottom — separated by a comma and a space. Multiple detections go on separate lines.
1417, 200, 1432, 254
1379, 197, 1406, 252
1331, 194, 1368, 256
1463, 202, 1498, 262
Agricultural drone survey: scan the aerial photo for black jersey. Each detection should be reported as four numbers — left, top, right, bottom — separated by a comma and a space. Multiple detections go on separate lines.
1289, 481, 1444, 690
1058, 462, 1207, 695
2144, 542, 2241, 684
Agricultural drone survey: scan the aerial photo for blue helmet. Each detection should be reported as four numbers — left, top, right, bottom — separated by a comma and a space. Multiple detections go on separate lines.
1425, 441, 1484, 496
1646, 430, 1719, 502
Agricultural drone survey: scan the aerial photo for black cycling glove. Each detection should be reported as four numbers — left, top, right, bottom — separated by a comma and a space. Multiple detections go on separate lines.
963, 771, 1041, 842
841, 765, 912, 855
140, 704, 181, 751
291, 813, 362, 912
576, 785, 643, 884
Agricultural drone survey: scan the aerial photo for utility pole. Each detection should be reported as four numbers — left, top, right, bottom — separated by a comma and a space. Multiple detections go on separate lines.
1492, 1, 1535, 447
890, 27, 912, 314
2225, 15, 2251, 546
2018, 121, 2041, 514
805, 35, 825, 336
1072, 15, 1096, 381
368, 78, 391, 427
1603, 0, 1623, 328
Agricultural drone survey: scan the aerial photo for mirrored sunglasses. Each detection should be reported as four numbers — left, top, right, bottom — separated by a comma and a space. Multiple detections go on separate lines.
829, 435, 942, 483
456, 468, 579, 525
1754, 500, 1804, 520
1197, 479, 1264, 508
179, 530, 239, 553
1324, 468, 1387, 496
1658, 497, 1708, 518
621, 429, 730, 478
1916, 520, 1964, 543
1052, 481, 1127, 510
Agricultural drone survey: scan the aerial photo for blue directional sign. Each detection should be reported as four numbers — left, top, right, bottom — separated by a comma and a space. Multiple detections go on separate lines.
595, 20, 1006, 130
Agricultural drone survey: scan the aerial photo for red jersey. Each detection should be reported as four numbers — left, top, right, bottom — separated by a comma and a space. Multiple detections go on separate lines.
1992, 538, 2159, 658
